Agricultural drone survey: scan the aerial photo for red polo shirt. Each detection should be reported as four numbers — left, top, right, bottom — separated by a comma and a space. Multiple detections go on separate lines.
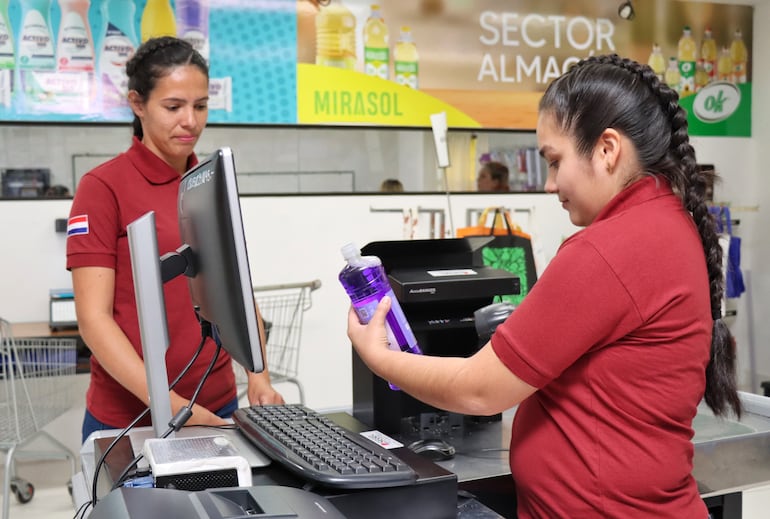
492, 177, 710, 518
67, 137, 236, 428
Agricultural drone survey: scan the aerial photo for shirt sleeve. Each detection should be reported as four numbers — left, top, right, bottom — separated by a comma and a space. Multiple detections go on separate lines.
66, 173, 121, 270
491, 235, 644, 389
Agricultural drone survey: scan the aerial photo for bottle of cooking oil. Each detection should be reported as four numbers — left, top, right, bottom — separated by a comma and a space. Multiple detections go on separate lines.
315, 0, 356, 70
700, 27, 717, 83
677, 26, 696, 97
729, 28, 748, 84
664, 56, 680, 92
363, 4, 388, 80
694, 59, 709, 92
394, 25, 418, 89
141, 0, 177, 42
647, 43, 665, 82
717, 46, 732, 82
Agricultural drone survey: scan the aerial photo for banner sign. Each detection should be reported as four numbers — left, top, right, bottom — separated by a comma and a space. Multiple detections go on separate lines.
0, 0, 753, 136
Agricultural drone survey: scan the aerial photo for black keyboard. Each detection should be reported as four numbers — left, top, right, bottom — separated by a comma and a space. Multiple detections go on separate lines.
232, 404, 417, 489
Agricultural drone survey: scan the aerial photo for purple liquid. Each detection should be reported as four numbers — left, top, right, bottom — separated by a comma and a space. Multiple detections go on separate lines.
340, 254, 422, 390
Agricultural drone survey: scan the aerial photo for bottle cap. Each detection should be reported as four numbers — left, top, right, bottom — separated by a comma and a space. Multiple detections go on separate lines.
341, 242, 360, 261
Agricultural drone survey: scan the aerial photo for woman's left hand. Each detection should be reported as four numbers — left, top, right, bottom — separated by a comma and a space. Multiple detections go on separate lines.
246, 370, 285, 406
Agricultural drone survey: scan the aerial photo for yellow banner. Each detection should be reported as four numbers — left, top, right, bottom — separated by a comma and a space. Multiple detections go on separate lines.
297, 63, 481, 128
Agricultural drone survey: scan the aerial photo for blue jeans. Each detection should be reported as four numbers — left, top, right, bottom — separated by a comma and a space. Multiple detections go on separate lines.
81, 397, 239, 444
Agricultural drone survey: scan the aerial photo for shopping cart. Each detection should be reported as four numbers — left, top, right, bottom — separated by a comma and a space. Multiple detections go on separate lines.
234, 280, 321, 405
0, 318, 77, 519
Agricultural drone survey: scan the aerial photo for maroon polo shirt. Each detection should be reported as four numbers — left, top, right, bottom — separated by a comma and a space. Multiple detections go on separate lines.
492, 176, 710, 518
67, 137, 235, 428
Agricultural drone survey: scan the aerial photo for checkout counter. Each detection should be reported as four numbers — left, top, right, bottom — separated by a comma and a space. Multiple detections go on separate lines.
73, 393, 770, 519
71, 239, 770, 518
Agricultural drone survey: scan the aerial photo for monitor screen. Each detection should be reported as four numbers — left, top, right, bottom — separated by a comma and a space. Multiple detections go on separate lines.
127, 147, 264, 437
177, 147, 265, 374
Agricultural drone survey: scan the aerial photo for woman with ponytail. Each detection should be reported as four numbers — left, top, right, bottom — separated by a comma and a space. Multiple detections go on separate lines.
68, 37, 284, 444
347, 54, 739, 518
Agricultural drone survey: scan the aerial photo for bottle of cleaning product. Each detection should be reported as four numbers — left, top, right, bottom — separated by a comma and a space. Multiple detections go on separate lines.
56, 0, 95, 72
677, 25, 696, 97
141, 0, 177, 43
17, 0, 56, 70
99, 0, 138, 115
394, 25, 418, 89
363, 4, 388, 80
646, 43, 665, 82
730, 28, 748, 84
175, 0, 209, 62
700, 27, 717, 83
339, 243, 422, 391
17, 0, 56, 109
315, 0, 356, 70
0, 0, 14, 108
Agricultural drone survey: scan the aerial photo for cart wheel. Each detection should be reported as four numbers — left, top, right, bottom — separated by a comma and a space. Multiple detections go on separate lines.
11, 478, 34, 504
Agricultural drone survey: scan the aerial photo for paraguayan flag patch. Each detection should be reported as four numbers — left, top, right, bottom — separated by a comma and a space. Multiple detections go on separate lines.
67, 215, 89, 236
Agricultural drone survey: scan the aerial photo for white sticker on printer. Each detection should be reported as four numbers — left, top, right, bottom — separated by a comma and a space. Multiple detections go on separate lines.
426, 269, 478, 277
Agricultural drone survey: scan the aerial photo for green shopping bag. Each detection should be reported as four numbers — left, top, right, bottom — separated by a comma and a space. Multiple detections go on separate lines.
464, 208, 538, 306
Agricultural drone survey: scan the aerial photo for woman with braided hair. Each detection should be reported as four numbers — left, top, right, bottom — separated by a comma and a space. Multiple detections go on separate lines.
347, 53, 739, 518
68, 37, 284, 444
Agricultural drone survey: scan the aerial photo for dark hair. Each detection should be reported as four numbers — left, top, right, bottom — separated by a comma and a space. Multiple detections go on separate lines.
539, 54, 741, 418
481, 161, 510, 186
126, 36, 209, 139
380, 178, 404, 192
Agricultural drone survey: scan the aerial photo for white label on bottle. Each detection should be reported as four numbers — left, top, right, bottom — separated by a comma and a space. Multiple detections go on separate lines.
57, 11, 94, 72
18, 10, 55, 69
99, 26, 135, 108
208, 77, 232, 111
0, 17, 13, 66
0, 69, 10, 108
180, 29, 209, 63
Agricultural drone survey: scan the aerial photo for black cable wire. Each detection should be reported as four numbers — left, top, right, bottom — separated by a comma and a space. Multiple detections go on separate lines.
90, 332, 208, 506
111, 341, 222, 490
72, 498, 91, 519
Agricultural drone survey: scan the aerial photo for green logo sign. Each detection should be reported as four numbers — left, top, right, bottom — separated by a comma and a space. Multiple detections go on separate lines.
692, 82, 741, 123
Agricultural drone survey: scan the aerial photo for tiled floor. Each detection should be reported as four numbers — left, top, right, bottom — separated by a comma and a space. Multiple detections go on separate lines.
1, 485, 73, 519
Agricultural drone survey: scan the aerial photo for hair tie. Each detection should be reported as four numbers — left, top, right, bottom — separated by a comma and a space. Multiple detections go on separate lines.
712, 310, 722, 321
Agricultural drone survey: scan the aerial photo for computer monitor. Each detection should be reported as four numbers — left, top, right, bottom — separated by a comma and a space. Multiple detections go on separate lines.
127, 147, 264, 438
177, 147, 264, 374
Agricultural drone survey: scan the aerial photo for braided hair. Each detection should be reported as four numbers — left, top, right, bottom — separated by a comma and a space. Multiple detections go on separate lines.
539, 54, 741, 418
126, 36, 209, 139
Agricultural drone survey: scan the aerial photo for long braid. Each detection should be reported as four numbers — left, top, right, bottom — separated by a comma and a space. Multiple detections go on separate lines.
542, 54, 741, 418
668, 93, 742, 419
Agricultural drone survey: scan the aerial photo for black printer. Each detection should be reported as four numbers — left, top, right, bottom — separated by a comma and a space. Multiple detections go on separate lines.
353, 238, 520, 437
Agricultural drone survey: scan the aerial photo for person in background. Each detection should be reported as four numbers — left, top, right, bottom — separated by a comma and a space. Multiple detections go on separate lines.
67, 37, 284, 444
347, 54, 740, 518
476, 160, 510, 192
379, 178, 404, 192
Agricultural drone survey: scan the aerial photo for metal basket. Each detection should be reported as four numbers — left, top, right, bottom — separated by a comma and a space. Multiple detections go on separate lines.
234, 280, 321, 405
0, 318, 77, 519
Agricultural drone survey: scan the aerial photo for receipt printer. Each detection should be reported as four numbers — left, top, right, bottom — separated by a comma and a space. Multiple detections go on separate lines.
143, 435, 251, 491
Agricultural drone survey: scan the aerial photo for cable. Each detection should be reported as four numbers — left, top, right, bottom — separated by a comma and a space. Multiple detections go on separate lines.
72, 499, 92, 519
111, 342, 222, 491
90, 332, 208, 506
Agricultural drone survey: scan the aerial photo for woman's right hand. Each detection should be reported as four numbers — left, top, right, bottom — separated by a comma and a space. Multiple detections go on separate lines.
170, 391, 228, 427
